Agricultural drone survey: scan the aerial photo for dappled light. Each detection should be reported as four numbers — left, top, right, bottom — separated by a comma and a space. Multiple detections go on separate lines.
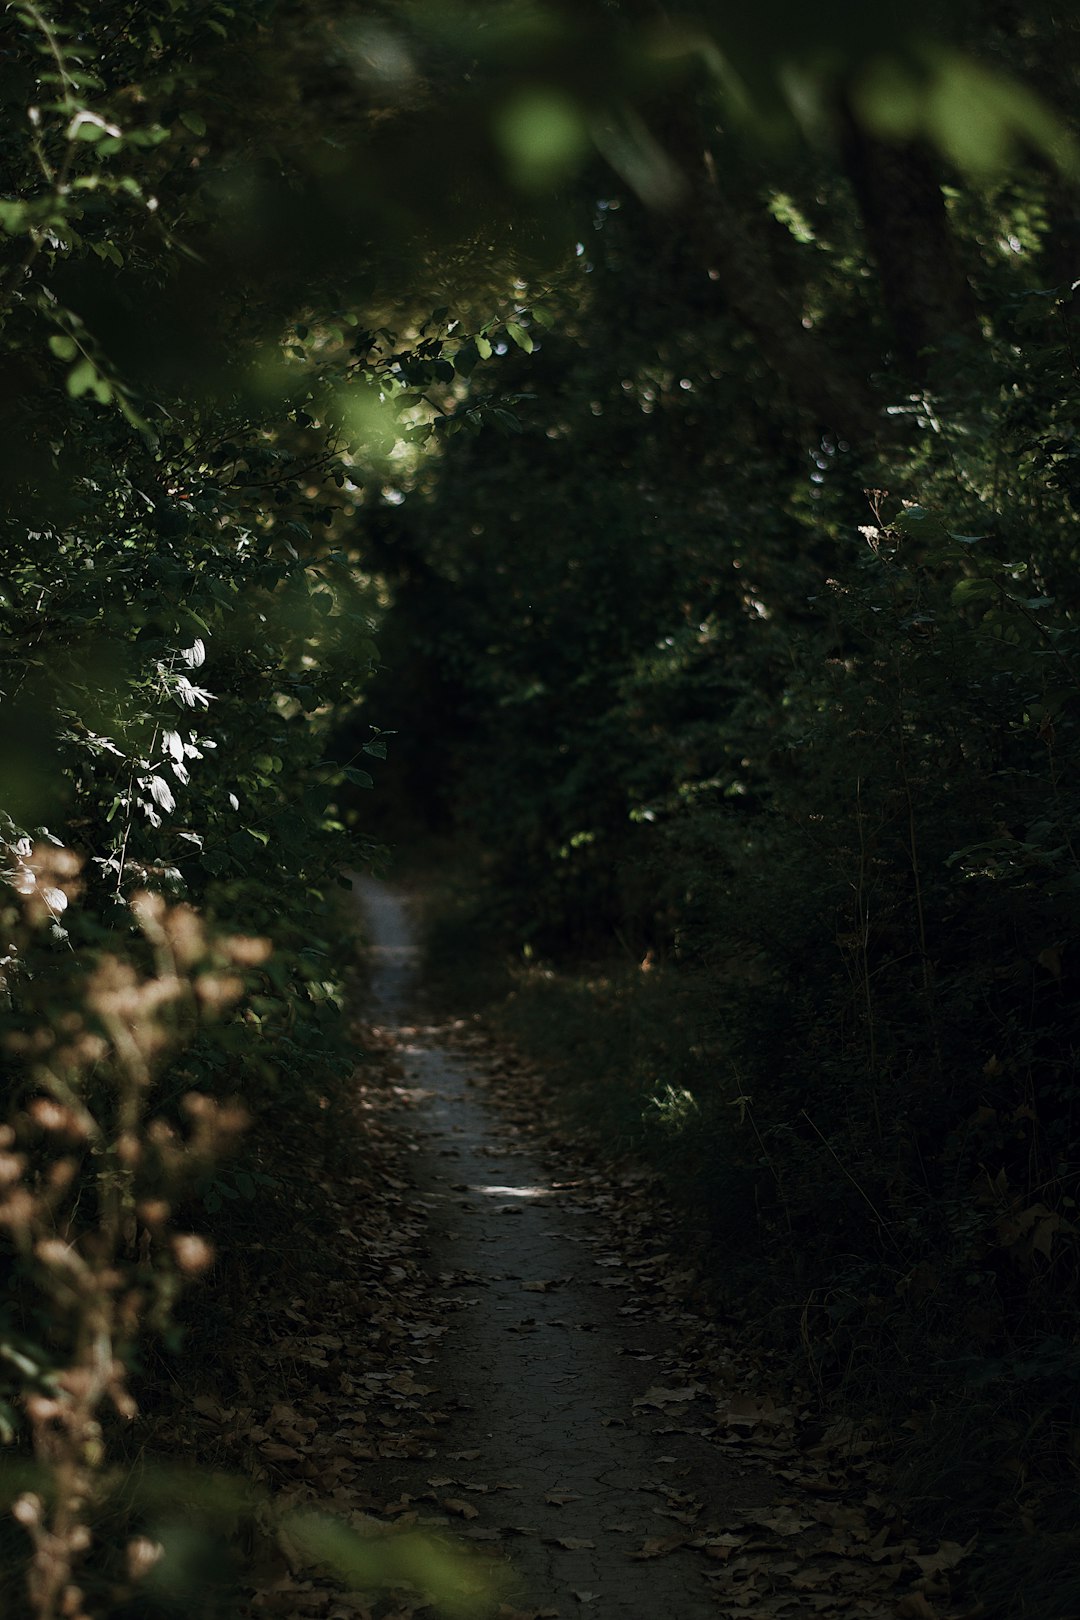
2, 1, 1080, 1617
473, 1184, 554, 1200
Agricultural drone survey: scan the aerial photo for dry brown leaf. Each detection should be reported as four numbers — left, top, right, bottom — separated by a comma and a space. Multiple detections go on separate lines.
192, 1394, 234, 1422
700, 1533, 745, 1560
441, 1498, 480, 1519
717, 1393, 787, 1428
633, 1385, 701, 1409
896, 1596, 939, 1619
910, 1537, 978, 1578
343, 1512, 397, 1538
631, 1532, 688, 1560
544, 1536, 596, 1550
752, 1510, 817, 1536
545, 1491, 583, 1506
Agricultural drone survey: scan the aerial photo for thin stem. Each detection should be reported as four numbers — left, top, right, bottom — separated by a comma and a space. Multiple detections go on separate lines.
800, 1108, 901, 1253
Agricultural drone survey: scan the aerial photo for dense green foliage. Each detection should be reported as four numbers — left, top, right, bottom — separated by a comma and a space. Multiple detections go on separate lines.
4, 0, 1080, 1615
358, 16, 1080, 1616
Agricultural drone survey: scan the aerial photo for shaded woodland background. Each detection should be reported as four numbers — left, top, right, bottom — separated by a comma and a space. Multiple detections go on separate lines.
2, 2, 1080, 1616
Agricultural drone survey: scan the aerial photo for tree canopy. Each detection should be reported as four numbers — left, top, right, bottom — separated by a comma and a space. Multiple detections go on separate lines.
3, 2, 1080, 1616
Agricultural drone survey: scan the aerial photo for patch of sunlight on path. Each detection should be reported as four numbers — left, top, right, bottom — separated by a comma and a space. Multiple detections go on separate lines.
352, 874, 776, 1619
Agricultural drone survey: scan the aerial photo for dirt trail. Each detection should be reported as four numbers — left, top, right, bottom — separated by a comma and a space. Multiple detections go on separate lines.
359, 877, 776, 1619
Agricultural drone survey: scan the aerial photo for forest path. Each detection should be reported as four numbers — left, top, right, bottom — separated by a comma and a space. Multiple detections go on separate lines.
357, 877, 778, 1619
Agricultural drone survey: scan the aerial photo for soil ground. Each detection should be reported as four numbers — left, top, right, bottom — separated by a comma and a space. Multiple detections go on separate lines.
214, 880, 969, 1620
349, 878, 941, 1620
358, 876, 777, 1618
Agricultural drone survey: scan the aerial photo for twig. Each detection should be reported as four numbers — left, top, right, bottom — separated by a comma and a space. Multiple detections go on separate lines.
799, 1108, 901, 1252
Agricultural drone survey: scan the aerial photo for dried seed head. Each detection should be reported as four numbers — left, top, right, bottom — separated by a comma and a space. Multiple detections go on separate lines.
85, 956, 140, 1019
222, 934, 272, 967
30, 1098, 71, 1132
0, 1152, 24, 1186
112, 1388, 138, 1421
131, 890, 166, 931
56, 1368, 93, 1399
53, 1034, 109, 1074
47, 1159, 77, 1193
5, 1028, 54, 1056
12, 1492, 41, 1526
164, 904, 205, 967
127, 1537, 164, 1581
35, 1095, 91, 1140
171, 1233, 214, 1275
195, 972, 243, 1011
14, 842, 83, 924
216, 1102, 250, 1136
25, 1394, 61, 1422
115, 1132, 142, 1168
35, 1238, 79, 1271
0, 1189, 35, 1227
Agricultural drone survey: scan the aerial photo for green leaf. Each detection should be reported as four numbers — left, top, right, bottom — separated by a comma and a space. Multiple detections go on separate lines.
0, 200, 30, 234
343, 766, 374, 789
505, 321, 534, 354
494, 90, 588, 190
180, 110, 207, 137
48, 334, 78, 361
66, 358, 98, 397
278, 1510, 481, 1616
893, 505, 948, 541
475, 334, 493, 360
951, 577, 998, 606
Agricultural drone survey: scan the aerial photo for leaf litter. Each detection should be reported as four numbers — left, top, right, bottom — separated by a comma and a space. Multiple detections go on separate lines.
147, 952, 986, 1620
442, 1015, 986, 1620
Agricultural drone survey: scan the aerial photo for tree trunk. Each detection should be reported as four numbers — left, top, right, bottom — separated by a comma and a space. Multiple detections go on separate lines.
838, 109, 980, 377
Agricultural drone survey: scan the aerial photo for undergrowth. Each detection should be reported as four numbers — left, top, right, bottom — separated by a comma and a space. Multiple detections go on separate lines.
413, 849, 1080, 1620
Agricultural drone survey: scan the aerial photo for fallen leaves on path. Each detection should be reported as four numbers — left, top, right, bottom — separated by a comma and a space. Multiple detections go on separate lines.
632, 1384, 702, 1409
444, 1015, 986, 1620
142, 1016, 497, 1620
149, 975, 984, 1620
